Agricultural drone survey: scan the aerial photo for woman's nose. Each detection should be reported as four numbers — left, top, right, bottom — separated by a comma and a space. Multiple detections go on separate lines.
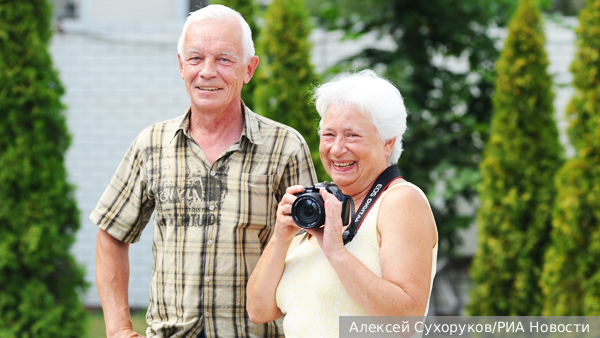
330, 137, 346, 155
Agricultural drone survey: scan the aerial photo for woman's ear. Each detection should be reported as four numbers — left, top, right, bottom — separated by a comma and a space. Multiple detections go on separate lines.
384, 138, 396, 157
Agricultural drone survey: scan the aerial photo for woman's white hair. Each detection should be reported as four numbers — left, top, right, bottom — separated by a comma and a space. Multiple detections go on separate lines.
313, 70, 408, 165
177, 5, 255, 62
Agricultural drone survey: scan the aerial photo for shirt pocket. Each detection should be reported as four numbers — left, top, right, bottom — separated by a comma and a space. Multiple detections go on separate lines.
237, 173, 277, 231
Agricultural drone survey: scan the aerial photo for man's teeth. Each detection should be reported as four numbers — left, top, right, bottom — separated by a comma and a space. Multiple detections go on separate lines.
200, 87, 219, 91
335, 162, 354, 168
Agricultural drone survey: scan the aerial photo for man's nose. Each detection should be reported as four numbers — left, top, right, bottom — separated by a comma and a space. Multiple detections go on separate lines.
199, 58, 217, 78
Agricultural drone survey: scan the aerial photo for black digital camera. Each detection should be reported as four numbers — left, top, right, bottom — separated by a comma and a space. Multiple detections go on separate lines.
291, 182, 354, 229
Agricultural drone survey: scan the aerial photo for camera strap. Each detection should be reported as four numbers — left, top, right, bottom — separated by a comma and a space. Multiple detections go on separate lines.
342, 164, 402, 245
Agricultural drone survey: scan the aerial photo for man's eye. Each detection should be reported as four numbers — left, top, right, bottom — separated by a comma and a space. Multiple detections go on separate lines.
219, 58, 231, 62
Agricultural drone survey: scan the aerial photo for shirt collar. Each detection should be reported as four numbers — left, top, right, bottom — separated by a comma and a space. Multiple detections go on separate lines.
242, 102, 264, 145
170, 102, 264, 145
170, 107, 192, 143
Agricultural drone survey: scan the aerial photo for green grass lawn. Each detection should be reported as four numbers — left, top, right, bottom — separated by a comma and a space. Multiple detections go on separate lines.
88, 310, 148, 338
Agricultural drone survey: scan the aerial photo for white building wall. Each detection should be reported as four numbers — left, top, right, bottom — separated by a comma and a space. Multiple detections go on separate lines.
89, 0, 177, 22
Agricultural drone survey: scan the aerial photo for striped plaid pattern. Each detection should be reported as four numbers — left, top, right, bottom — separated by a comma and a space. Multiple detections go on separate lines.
91, 105, 317, 338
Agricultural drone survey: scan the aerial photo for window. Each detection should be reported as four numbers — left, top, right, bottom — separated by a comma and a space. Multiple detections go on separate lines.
189, 0, 208, 12
53, 0, 78, 18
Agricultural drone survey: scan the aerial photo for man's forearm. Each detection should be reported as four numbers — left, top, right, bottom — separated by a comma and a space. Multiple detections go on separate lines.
96, 229, 136, 337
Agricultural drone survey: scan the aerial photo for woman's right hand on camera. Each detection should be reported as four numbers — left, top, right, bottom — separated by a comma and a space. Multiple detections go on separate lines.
273, 185, 304, 241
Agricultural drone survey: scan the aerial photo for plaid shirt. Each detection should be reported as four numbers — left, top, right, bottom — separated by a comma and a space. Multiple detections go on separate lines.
91, 105, 317, 338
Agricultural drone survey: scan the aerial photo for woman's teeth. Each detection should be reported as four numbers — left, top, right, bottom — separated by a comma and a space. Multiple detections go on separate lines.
335, 161, 354, 168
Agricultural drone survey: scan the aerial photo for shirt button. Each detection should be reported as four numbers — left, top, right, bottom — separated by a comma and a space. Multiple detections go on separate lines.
205, 276, 210, 282
205, 312, 210, 317
209, 205, 215, 211
210, 171, 216, 176
207, 240, 213, 246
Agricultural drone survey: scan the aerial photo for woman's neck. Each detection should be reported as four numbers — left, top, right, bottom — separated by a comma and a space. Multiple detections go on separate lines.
351, 189, 370, 209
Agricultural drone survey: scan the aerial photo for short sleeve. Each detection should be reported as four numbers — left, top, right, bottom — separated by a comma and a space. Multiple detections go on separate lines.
89, 134, 155, 243
278, 136, 318, 201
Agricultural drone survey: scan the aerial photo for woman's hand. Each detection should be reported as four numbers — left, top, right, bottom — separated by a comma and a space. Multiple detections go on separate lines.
273, 185, 305, 242
305, 188, 348, 258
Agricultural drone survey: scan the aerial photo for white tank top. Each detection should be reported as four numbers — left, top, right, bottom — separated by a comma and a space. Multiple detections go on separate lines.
275, 182, 438, 338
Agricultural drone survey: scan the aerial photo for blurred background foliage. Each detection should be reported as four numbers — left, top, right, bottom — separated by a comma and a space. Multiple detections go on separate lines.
466, 0, 563, 315
541, 0, 600, 316
0, 0, 88, 336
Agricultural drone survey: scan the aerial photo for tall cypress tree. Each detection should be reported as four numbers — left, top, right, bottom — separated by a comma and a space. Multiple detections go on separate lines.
0, 1, 88, 336
211, 0, 260, 109
467, 0, 563, 315
541, 0, 600, 316
254, 0, 326, 180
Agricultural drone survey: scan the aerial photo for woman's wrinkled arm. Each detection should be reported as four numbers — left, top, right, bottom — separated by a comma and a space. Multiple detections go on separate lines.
308, 185, 437, 316
246, 185, 304, 324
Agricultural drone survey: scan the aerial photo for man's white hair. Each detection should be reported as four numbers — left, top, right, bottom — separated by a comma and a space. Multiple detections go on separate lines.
313, 70, 408, 165
177, 4, 255, 62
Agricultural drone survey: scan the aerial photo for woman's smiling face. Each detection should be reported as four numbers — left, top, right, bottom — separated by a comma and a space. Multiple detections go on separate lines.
319, 104, 395, 198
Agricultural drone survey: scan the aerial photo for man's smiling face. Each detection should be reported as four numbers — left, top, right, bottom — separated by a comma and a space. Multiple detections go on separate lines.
178, 18, 255, 115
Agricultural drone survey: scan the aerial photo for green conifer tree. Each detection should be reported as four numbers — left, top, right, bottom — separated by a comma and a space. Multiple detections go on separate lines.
0, 1, 88, 336
211, 0, 260, 109
541, 0, 600, 316
467, 0, 563, 315
254, 0, 326, 180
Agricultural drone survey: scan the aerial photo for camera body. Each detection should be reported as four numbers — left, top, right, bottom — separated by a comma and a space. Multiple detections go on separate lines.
291, 182, 354, 229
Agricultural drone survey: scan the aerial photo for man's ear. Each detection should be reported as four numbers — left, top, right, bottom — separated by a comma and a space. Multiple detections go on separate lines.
178, 53, 184, 80
244, 55, 260, 84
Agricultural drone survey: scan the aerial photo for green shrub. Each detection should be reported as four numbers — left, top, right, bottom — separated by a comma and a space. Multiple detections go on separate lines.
541, 0, 600, 316
467, 0, 563, 315
0, 1, 88, 336
253, 0, 326, 180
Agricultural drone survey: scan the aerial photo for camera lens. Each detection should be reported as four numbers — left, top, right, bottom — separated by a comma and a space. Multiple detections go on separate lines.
300, 200, 317, 218
292, 194, 325, 229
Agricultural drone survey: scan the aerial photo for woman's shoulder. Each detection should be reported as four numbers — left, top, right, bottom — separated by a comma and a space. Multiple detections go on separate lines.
384, 180, 430, 205
378, 179, 437, 245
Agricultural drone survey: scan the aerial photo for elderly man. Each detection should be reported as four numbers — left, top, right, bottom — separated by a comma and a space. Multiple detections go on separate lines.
92, 5, 316, 338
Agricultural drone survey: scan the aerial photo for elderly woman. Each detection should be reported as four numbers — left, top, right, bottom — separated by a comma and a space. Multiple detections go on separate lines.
246, 70, 438, 337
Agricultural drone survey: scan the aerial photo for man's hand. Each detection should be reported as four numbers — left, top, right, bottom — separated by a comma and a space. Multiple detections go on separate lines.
96, 230, 144, 338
